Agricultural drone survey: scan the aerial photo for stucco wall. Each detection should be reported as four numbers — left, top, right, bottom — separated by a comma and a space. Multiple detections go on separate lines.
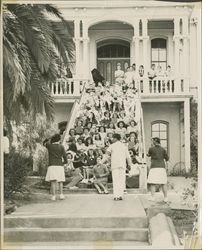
53, 103, 73, 128
142, 102, 183, 171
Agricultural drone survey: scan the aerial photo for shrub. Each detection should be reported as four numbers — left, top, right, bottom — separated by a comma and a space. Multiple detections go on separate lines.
4, 148, 33, 199
190, 99, 198, 177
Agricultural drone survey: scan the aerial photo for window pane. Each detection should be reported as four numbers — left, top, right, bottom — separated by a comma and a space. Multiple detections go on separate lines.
106, 62, 111, 82
161, 140, 167, 148
151, 38, 166, 49
160, 123, 166, 130
159, 49, 166, 61
152, 49, 159, 61
152, 123, 159, 131
160, 131, 167, 139
152, 131, 159, 138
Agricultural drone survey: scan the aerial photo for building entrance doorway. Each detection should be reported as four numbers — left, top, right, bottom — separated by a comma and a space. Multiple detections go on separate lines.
97, 40, 130, 84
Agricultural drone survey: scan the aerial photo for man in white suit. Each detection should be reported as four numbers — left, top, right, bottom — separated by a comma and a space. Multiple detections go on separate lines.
101, 133, 132, 200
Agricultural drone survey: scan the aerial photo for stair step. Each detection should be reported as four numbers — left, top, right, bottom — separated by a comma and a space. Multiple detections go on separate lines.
5, 216, 148, 229
31, 187, 147, 194
4, 227, 148, 242
3, 241, 149, 249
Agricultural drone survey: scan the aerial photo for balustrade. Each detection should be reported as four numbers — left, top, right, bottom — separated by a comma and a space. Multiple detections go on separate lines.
50, 77, 190, 98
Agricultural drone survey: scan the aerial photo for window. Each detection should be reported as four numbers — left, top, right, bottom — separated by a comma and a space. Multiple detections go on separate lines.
97, 44, 130, 58
151, 121, 169, 153
151, 38, 167, 71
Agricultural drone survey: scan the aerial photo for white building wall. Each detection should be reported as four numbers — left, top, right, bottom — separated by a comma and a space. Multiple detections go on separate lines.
53, 103, 73, 127
142, 102, 183, 172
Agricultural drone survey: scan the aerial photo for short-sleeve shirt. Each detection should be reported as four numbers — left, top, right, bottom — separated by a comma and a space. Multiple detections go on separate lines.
107, 141, 130, 170
148, 145, 169, 169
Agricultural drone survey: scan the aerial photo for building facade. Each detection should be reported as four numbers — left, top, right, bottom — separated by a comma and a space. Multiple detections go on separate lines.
50, 0, 201, 177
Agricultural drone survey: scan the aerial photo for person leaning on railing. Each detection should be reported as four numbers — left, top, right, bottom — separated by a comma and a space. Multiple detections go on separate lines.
148, 64, 157, 80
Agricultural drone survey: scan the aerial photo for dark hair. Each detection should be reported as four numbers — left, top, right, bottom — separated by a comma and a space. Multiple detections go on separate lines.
77, 137, 83, 143
94, 133, 101, 140
108, 123, 116, 129
117, 121, 126, 128
129, 120, 137, 126
85, 137, 93, 146
113, 133, 121, 141
112, 113, 119, 118
69, 128, 76, 135
104, 111, 110, 118
99, 126, 106, 132
132, 63, 136, 67
130, 131, 137, 137
51, 134, 61, 143
67, 152, 73, 159
87, 148, 95, 156
153, 137, 160, 144
76, 120, 83, 126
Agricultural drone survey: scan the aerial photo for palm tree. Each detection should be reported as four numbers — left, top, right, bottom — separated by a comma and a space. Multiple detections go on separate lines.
3, 4, 74, 125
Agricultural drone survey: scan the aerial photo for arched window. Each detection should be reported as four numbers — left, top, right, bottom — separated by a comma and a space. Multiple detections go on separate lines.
97, 44, 130, 58
151, 38, 167, 71
151, 121, 169, 153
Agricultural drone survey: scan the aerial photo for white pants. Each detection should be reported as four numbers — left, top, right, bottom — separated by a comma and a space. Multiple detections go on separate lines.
112, 168, 125, 198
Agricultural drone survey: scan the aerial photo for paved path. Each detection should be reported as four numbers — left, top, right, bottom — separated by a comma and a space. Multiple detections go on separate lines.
7, 194, 146, 218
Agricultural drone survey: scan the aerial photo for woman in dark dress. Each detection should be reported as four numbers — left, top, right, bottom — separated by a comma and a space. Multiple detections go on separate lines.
147, 137, 169, 202
44, 134, 67, 201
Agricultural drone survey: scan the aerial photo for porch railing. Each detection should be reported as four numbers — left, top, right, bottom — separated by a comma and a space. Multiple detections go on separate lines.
50, 77, 190, 98
139, 77, 190, 95
49, 78, 88, 97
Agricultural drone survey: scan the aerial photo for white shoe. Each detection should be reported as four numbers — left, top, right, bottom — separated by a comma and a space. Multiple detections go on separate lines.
148, 196, 155, 202
124, 190, 128, 194
51, 195, 56, 201
59, 194, 65, 200
163, 197, 168, 203
81, 179, 88, 184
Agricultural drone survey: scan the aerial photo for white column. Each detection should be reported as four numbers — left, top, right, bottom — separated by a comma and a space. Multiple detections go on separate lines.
133, 19, 140, 69
74, 19, 80, 77
196, 16, 201, 90
184, 98, 191, 172
173, 17, 181, 91
174, 17, 180, 76
130, 41, 135, 65
182, 17, 189, 77
82, 22, 89, 79
142, 18, 149, 74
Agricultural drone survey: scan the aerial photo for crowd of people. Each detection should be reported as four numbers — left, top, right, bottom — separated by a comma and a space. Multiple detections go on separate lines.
44, 63, 169, 202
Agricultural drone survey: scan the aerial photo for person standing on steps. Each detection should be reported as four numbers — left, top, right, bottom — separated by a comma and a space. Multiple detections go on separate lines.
147, 137, 169, 202
44, 134, 67, 201
100, 133, 132, 201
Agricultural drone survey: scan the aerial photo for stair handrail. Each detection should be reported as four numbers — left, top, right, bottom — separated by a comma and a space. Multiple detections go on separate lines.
62, 82, 87, 147
136, 79, 147, 164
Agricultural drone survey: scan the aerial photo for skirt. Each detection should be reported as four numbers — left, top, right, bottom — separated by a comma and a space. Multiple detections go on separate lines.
45, 165, 65, 182
147, 168, 167, 184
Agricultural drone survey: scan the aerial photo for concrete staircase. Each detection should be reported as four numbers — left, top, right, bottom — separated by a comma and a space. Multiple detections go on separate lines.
4, 195, 149, 248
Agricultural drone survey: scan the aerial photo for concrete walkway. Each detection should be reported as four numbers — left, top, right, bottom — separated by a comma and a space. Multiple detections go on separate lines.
7, 194, 146, 218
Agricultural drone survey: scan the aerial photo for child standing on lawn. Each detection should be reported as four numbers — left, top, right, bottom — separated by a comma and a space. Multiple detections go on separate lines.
93, 156, 109, 194
44, 134, 67, 201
